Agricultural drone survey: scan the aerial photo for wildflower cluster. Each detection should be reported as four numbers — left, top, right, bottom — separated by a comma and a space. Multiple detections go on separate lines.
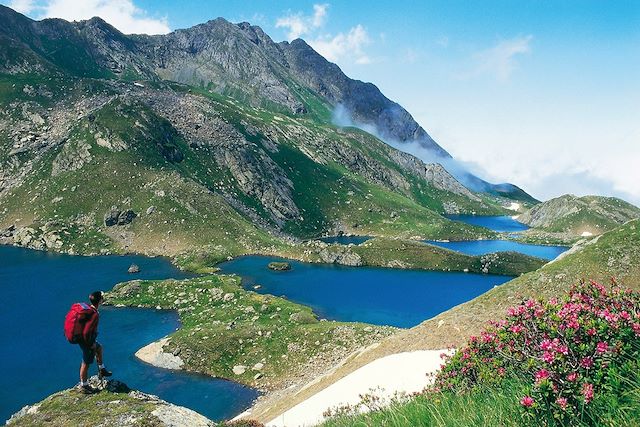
433, 280, 640, 422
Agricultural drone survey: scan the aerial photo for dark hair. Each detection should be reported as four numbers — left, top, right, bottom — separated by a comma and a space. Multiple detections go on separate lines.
89, 291, 103, 305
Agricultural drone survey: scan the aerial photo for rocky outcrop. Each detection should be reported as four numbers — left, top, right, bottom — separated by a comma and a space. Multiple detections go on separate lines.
318, 246, 362, 266
6, 377, 216, 426
135, 337, 184, 370
51, 139, 92, 176
104, 206, 137, 226
10, 225, 63, 250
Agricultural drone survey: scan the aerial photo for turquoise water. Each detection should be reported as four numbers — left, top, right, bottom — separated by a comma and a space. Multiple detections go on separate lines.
0, 246, 258, 423
445, 215, 529, 232
318, 235, 372, 245
219, 256, 511, 328
426, 239, 567, 260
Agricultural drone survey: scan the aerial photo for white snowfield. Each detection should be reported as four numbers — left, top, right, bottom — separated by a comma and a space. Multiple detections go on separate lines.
506, 202, 521, 211
266, 350, 449, 427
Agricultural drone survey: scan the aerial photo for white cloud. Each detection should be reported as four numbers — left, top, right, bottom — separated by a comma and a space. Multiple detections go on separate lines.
7, 0, 170, 34
275, 3, 328, 40
472, 35, 532, 81
310, 24, 371, 64
6, 0, 36, 13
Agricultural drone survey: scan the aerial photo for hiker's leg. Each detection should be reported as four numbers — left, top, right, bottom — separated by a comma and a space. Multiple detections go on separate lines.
95, 342, 103, 366
80, 361, 89, 383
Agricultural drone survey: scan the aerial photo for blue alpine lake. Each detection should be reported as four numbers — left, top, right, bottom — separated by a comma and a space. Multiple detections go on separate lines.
0, 245, 258, 423
435, 215, 568, 259
317, 235, 372, 245
425, 240, 568, 260
218, 255, 512, 329
445, 214, 529, 232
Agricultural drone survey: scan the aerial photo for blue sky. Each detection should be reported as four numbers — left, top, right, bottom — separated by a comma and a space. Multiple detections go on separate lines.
5, 0, 640, 204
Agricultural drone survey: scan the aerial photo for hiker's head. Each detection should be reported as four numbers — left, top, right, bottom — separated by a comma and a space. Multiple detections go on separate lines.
89, 291, 103, 307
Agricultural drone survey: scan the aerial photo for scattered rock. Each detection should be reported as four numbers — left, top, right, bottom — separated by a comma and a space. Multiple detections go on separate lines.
232, 365, 246, 375
128, 264, 140, 274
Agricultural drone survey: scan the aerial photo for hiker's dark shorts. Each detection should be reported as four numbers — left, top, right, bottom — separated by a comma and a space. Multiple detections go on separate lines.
79, 341, 101, 364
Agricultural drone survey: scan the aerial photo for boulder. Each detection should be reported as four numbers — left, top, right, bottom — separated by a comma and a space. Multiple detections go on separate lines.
128, 264, 140, 274
104, 206, 137, 226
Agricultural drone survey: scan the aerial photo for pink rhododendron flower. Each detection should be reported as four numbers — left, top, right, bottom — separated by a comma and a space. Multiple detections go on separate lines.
509, 324, 524, 334
556, 397, 568, 409
535, 369, 550, 383
542, 351, 555, 363
567, 372, 579, 382
596, 342, 609, 353
582, 383, 595, 403
580, 357, 594, 369
520, 396, 534, 407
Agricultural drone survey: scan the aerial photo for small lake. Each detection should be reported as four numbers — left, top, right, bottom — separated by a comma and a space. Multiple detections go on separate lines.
0, 246, 258, 423
218, 256, 511, 329
425, 240, 567, 260
445, 215, 529, 232
317, 235, 372, 245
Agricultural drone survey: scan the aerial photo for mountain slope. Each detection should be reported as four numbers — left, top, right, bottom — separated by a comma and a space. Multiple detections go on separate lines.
0, 6, 518, 259
0, 5, 530, 201
519, 194, 640, 235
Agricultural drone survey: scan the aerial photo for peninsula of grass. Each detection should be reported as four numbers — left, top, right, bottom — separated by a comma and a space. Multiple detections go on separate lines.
107, 274, 396, 390
350, 238, 546, 276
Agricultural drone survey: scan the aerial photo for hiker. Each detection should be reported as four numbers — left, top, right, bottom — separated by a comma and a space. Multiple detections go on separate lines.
64, 291, 113, 393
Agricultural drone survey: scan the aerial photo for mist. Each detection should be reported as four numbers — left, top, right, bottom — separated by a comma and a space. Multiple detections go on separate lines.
331, 104, 499, 192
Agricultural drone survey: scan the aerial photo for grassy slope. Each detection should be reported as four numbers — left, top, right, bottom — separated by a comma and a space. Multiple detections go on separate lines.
322, 365, 640, 427
0, 99, 282, 258
107, 274, 396, 390
247, 219, 640, 422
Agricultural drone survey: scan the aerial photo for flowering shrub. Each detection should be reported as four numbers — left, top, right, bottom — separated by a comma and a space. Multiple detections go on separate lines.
433, 280, 640, 423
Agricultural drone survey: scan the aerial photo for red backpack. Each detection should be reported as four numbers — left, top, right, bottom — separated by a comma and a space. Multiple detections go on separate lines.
64, 303, 98, 344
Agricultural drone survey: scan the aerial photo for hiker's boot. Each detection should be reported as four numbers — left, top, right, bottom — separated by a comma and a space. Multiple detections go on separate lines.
77, 384, 97, 394
98, 368, 113, 379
